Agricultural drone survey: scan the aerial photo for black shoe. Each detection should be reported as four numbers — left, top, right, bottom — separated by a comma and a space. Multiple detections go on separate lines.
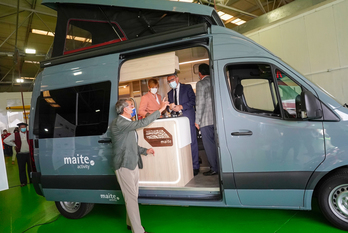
203, 170, 218, 176
194, 169, 199, 176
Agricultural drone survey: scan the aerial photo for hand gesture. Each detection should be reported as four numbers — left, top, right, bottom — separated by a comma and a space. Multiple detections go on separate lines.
159, 97, 169, 112
146, 148, 155, 156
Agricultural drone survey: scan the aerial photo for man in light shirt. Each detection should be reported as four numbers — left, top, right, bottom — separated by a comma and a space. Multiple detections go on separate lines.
4, 122, 33, 187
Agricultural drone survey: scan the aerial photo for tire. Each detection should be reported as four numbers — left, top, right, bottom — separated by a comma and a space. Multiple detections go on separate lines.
318, 171, 348, 230
55, 201, 94, 219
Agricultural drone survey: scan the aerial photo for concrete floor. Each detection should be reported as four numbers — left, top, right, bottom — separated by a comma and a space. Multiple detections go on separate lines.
0, 156, 345, 233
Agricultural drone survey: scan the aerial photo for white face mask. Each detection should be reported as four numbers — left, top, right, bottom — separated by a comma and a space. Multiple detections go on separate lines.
150, 88, 158, 94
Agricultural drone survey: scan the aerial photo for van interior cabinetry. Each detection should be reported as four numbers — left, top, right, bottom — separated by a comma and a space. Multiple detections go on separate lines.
137, 117, 194, 187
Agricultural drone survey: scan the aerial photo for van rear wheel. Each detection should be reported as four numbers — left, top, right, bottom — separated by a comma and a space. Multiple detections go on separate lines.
318, 171, 348, 231
55, 201, 94, 219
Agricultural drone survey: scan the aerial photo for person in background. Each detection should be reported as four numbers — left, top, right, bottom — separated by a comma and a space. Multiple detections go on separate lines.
167, 73, 200, 176
138, 78, 162, 118
11, 127, 19, 165
111, 98, 168, 233
195, 63, 219, 176
4, 123, 33, 187
2, 129, 12, 157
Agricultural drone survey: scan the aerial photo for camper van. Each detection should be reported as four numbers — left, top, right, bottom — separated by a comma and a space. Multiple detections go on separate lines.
30, 0, 348, 230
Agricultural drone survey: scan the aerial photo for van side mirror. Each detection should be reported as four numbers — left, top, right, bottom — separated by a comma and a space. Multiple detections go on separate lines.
301, 90, 322, 119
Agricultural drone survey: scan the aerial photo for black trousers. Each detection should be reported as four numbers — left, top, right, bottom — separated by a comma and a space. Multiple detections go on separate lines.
4, 144, 12, 156
17, 153, 32, 185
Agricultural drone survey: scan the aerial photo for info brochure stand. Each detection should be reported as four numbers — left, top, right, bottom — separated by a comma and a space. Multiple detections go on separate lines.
0, 143, 9, 191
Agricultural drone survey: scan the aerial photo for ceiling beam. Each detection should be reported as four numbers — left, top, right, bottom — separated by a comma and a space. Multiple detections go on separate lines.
0, 2, 56, 17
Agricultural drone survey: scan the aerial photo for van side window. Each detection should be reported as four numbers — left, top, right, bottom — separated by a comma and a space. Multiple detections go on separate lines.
64, 19, 127, 55
275, 70, 303, 119
226, 64, 280, 118
36, 81, 111, 138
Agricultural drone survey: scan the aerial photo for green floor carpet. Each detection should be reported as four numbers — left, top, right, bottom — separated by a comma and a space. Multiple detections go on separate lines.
0, 156, 345, 233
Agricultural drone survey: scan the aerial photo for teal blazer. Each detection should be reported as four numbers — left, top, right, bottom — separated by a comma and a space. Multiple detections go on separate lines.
111, 110, 160, 170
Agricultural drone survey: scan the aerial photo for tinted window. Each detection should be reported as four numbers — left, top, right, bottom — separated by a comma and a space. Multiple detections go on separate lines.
37, 81, 111, 138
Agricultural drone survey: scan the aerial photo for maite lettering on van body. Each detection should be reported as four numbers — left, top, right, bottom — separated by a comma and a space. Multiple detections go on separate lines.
63, 154, 95, 170
100, 193, 120, 202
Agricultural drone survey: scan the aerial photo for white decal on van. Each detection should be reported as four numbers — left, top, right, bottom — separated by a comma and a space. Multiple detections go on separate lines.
63, 154, 95, 170
100, 193, 119, 202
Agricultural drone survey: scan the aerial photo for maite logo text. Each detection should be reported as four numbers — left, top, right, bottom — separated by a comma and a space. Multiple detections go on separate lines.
100, 193, 119, 202
63, 154, 95, 170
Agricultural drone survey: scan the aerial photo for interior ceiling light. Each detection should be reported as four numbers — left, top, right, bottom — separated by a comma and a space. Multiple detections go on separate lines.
16, 79, 24, 83
231, 18, 246, 25
32, 29, 91, 43
25, 48, 36, 54
32, 29, 54, 37
218, 11, 233, 21
218, 11, 225, 16
24, 60, 40, 64
220, 13, 233, 21
179, 58, 209, 65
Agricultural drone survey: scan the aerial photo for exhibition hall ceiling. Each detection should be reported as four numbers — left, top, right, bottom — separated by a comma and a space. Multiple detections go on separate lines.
0, 0, 294, 92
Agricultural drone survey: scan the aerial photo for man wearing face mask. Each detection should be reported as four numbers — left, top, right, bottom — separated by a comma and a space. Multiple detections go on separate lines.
111, 98, 168, 233
4, 122, 33, 187
138, 78, 162, 118
167, 73, 200, 176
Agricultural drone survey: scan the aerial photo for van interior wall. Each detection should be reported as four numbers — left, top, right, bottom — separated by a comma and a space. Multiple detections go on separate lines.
0, 92, 32, 132
244, 0, 348, 104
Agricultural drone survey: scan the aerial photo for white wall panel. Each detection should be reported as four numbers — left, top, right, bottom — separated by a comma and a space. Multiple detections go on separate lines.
244, 0, 347, 104
333, 0, 348, 67
304, 6, 340, 73
259, 26, 284, 59
279, 18, 311, 75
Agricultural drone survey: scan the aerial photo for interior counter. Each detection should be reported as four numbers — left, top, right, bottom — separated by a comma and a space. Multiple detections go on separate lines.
136, 116, 193, 187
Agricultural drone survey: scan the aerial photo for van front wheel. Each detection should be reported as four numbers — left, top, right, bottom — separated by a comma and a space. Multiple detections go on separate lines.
55, 201, 94, 219
318, 172, 348, 231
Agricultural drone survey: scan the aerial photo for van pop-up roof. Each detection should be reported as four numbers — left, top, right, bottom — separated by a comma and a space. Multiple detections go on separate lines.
42, 0, 223, 58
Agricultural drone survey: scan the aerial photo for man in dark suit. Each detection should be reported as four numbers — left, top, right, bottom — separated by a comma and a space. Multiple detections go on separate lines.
111, 98, 168, 233
167, 73, 200, 176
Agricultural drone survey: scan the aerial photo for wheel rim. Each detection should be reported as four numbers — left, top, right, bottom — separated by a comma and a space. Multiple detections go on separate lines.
59, 201, 81, 213
329, 184, 348, 222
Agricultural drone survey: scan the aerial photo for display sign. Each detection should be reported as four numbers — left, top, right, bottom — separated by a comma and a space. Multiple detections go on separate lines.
0, 143, 9, 191
143, 127, 173, 147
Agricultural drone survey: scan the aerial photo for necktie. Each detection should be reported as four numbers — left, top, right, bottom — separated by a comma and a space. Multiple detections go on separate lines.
174, 88, 178, 105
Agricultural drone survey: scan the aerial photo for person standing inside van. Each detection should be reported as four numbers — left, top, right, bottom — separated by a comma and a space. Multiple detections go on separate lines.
111, 98, 168, 233
4, 123, 33, 186
138, 78, 162, 118
167, 73, 200, 176
195, 64, 219, 176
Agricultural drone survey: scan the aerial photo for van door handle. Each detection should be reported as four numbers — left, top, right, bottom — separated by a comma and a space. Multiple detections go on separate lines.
98, 138, 112, 143
231, 131, 253, 136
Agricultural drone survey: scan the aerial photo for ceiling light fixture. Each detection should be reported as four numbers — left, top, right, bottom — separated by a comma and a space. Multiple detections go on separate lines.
179, 58, 209, 65
25, 48, 36, 54
16, 79, 24, 83
220, 13, 233, 21
231, 18, 246, 25
24, 60, 40, 64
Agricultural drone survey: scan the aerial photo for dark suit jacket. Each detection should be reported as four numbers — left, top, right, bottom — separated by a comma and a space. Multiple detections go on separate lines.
167, 83, 196, 125
111, 111, 160, 170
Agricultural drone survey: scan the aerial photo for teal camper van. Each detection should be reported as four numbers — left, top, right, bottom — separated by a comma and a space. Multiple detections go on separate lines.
30, 0, 348, 230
